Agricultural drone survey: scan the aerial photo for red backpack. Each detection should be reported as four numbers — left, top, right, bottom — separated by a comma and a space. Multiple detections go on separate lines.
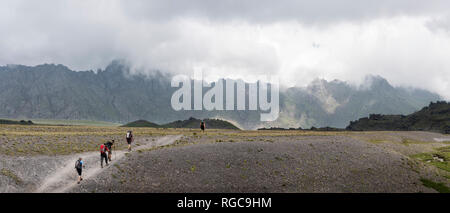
100, 144, 106, 153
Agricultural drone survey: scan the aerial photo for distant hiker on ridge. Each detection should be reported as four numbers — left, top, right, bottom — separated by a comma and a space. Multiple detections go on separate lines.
75, 157, 85, 184
100, 143, 109, 168
126, 131, 133, 151
200, 120, 206, 133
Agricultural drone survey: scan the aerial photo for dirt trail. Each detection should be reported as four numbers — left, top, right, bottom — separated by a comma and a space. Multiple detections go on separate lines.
434, 137, 450, 142
34, 135, 181, 193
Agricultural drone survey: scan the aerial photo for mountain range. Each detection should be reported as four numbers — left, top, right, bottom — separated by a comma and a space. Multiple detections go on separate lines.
0, 61, 442, 129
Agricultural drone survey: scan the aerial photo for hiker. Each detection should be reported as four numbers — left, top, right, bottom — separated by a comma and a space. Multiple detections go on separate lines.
200, 120, 206, 132
75, 157, 85, 184
126, 131, 133, 151
106, 140, 114, 161
100, 143, 109, 168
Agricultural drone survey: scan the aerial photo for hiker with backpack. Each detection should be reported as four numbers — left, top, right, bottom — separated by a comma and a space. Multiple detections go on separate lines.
75, 157, 85, 184
200, 120, 206, 132
126, 131, 133, 151
105, 140, 114, 162
100, 143, 110, 168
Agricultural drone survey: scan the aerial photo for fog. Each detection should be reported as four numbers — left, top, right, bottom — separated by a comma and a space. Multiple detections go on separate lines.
1, 0, 449, 99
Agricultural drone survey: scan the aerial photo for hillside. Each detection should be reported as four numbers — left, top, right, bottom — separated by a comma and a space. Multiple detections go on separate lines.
0, 61, 441, 129
0, 119, 33, 125
161, 117, 240, 130
346, 101, 450, 134
121, 120, 160, 128
122, 117, 240, 130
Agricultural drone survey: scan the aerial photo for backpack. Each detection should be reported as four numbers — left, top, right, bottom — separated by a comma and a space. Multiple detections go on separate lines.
126, 132, 131, 139
75, 160, 82, 169
100, 144, 106, 153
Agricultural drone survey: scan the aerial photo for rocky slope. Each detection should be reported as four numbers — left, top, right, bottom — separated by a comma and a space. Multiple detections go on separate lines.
347, 101, 450, 134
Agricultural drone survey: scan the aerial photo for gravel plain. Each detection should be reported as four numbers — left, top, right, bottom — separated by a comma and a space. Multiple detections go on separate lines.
71, 133, 448, 193
1, 128, 449, 193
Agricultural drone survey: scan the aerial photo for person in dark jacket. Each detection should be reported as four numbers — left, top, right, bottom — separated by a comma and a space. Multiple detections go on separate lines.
105, 140, 114, 161
126, 131, 133, 151
200, 121, 206, 132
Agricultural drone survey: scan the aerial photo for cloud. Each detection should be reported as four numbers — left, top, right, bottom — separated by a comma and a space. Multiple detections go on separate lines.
0, 0, 449, 99
427, 15, 450, 33
119, 0, 450, 24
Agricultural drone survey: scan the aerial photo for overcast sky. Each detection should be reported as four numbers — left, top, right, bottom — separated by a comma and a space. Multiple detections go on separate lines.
1, 0, 450, 99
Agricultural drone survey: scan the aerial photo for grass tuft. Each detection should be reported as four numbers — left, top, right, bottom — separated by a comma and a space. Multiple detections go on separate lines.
411, 146, 450, 172
1, 168, 22, 185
